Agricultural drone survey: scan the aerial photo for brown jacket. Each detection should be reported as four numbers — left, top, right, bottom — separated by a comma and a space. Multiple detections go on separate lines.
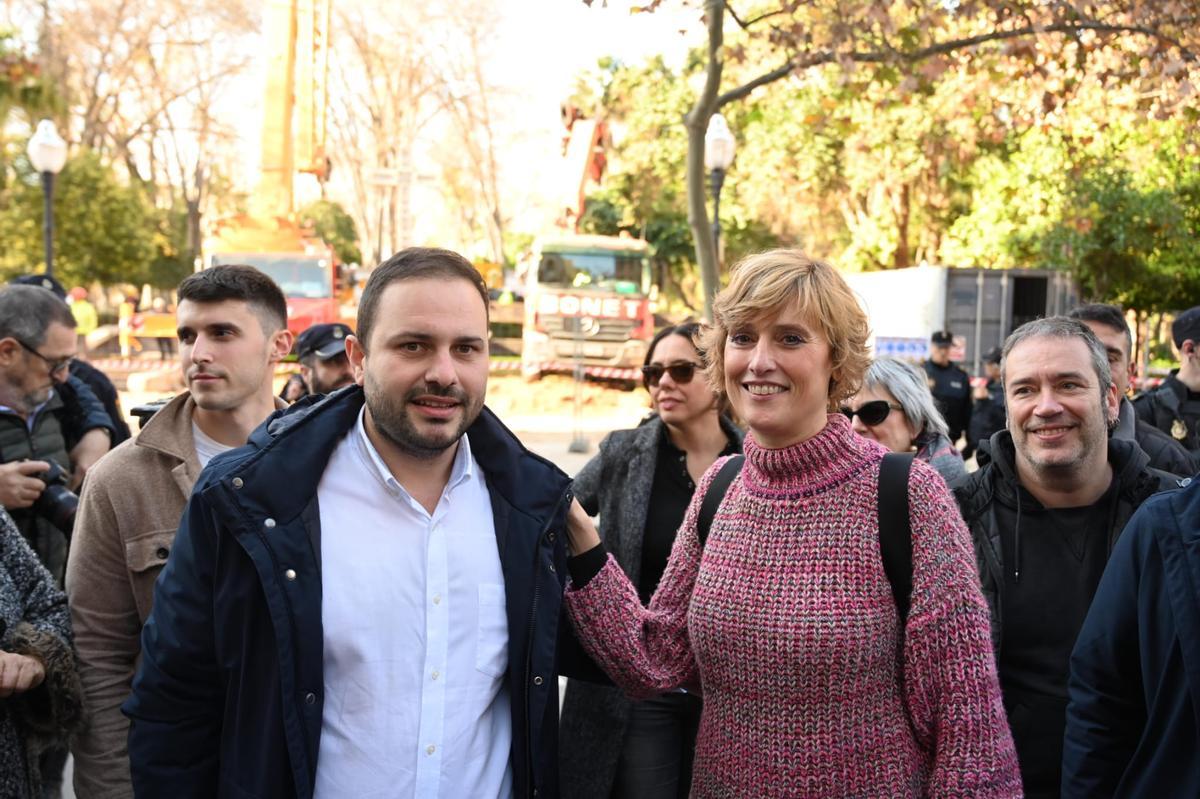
66, 392, 201, 797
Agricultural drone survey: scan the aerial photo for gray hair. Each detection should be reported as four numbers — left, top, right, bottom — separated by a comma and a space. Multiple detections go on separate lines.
863, 357, 949, 438
1000, 316, 1112, 396
0, 285, 76, 347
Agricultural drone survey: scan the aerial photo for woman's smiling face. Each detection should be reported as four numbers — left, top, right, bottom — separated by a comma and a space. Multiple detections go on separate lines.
723, 304, 835, 449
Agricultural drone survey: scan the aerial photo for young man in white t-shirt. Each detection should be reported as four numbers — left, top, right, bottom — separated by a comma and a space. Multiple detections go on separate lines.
65, 265, 294, 798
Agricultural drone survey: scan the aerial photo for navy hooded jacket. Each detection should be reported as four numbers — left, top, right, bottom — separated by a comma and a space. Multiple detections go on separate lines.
1063, 475, 1200, 797
123, 386, 591, 798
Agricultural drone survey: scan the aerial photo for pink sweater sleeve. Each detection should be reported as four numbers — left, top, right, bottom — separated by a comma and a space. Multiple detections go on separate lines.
563, 460, 722, 699
901, 461, 1023, 797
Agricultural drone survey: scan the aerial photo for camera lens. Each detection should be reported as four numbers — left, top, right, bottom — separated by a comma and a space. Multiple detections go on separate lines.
32, 461, 79, 536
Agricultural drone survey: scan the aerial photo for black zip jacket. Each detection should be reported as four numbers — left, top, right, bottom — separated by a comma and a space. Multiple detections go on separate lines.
954, 431, 1181, 654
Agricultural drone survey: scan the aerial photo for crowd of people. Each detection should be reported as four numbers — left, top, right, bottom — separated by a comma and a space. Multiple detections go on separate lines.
0, 247, 1197, 798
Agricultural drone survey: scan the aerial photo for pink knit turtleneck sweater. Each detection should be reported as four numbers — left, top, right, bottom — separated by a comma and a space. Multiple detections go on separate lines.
565, 414, 1021, 798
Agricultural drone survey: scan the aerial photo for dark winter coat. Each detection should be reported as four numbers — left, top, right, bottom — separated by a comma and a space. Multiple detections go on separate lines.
558, 415, 742, 798
954, 431, 1179, 649
1133, 372, 1200, 459
0, 378, 114, 582
1062, 477, 1200, 797
123, 386, 594, 799
1113, 397, 1195, 478
953, 431, 1181, 795
0, 507, 84, 799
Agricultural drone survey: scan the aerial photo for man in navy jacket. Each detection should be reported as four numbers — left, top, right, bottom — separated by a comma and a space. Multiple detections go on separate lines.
1063, 476, 1199, 796
124, 248, 589, 798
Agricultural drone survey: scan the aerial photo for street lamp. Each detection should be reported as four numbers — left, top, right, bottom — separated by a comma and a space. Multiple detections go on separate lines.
26, 120, 69, 279
704, 112, 736, 263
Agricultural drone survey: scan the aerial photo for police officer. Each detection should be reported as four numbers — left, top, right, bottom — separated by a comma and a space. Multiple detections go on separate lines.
968, 346, 1005, 455
1134, 305, 1200, 465
295, 322, 355, 397
923, 329, 972, 450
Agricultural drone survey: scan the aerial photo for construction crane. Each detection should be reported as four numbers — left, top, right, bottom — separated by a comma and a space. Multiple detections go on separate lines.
205, 0, 342, 334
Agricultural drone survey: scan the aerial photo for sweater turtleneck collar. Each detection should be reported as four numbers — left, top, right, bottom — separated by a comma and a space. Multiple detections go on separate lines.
742, 412, 880, 496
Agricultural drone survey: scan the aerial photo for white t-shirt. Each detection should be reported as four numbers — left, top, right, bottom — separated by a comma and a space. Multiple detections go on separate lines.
192, 422, 234, 469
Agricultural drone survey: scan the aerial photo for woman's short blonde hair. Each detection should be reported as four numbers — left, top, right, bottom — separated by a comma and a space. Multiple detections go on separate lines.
700, 249, 871, 409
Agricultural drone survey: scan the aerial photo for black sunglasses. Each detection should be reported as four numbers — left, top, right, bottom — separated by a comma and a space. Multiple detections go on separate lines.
641, 361, 701, 388
840, 399, 902, 427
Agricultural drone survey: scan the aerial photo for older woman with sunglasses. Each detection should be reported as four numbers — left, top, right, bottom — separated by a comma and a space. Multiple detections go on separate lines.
559, 322, 741, 799
844, 357, 967, 486
560, 250, 1019, 798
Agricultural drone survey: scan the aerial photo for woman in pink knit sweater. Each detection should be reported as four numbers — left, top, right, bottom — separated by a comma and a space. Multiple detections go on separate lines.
563, 250, 1022, 798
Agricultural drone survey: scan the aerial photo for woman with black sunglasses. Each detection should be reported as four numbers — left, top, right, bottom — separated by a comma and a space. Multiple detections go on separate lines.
559, 322, 741, 799
843, 357, 968, 486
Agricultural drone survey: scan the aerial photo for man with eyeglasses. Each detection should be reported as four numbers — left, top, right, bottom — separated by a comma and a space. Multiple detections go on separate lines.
0, 284, 114, 582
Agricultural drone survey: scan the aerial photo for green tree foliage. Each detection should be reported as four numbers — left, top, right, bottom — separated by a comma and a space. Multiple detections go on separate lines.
1038, 136, 1200, 312
574, 56, 780, 311
299, 199, 362, 265
0, 152, 157, 286
608, 0, 1200, 316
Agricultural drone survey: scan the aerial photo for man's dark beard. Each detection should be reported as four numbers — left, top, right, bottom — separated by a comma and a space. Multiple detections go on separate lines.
364, 373, 481, 460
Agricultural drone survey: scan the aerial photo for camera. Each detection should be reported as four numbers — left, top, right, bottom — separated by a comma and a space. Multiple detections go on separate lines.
32, 460, 79, 536
131, 397, 173, 430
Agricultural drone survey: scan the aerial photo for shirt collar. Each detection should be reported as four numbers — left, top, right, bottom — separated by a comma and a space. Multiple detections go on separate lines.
0, 389, 54, 432
352, 406, 475, 497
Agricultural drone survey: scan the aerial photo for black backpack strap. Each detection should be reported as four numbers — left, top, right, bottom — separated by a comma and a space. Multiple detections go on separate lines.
878, 452, 915, 625
697, 455, 744, 547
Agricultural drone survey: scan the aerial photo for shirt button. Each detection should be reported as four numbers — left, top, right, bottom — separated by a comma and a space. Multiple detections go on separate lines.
231, 477, 243, 489
533, 675, 544, 686
548, 563, 556, 574
426, 744, 436, 756
285, 569, 297, 581
431, 670, 439, 681
547, 531, 556, 543
304, 692, 316, 705
432, 594, 441, 605
155, 547, 169, 560
264, 518, 276, 529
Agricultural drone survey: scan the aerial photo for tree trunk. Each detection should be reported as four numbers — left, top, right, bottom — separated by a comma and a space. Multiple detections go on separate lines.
684, 0, 725, 321
892, 183, 911, 269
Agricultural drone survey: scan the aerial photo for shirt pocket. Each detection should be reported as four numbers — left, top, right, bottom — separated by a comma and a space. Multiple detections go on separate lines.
123, 529, 175, 623
475, 582, 509, 679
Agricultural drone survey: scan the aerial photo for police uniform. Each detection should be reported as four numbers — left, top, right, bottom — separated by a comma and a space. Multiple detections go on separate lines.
923, 331, 972, 447
1133, 306, 1200, 469
1133, 373, 1200, 456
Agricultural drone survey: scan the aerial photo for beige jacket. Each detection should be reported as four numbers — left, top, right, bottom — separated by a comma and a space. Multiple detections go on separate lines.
66, 392, 201, 798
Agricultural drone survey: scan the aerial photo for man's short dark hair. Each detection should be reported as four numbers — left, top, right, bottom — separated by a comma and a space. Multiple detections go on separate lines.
1068, 303, 1131, 358
0, 285, 77, 346
177, 265, 288, 332
356, 247, 488, 351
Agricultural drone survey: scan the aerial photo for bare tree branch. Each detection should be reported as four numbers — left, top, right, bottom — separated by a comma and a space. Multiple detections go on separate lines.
717, 19, 1199, 108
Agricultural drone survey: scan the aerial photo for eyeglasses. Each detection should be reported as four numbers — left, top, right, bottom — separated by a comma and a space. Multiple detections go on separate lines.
840, 399, 903, 427
15, 338, 74, 377
641, 361, 701, 389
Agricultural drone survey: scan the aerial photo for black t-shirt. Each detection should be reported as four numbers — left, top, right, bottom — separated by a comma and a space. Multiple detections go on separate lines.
639, 428, 738, 604
997, 477, 1118, 796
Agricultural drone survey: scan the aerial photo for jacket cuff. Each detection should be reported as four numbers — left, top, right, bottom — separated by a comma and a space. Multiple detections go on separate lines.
568, 543, 607, 587
3, 622, 85, 741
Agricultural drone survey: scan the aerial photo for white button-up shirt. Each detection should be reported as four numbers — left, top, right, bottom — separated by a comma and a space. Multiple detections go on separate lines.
313, 408, 512, 798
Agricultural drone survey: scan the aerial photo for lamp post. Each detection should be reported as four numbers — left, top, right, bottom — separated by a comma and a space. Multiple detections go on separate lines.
26, 120, 68, 279
704, 112, 736, 264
